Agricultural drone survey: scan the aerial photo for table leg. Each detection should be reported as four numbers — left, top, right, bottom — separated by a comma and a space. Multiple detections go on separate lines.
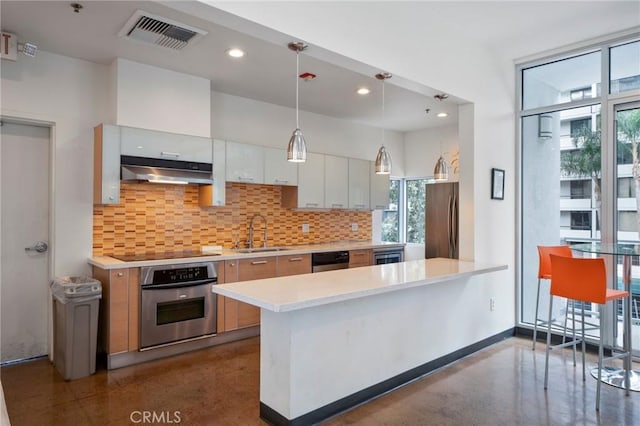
590, 254, 637, 392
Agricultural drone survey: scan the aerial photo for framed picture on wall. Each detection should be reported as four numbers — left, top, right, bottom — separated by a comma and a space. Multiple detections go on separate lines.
491, 168, 505, 200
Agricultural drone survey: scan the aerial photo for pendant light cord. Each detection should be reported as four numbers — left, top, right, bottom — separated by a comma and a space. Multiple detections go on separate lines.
382, 78, 385, 146
296, 52, 299, 129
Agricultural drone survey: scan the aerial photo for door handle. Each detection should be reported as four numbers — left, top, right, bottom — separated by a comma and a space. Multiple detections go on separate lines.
25, 241, 48, 253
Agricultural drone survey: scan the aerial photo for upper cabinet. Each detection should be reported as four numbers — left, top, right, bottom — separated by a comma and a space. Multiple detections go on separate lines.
348, 158, 370, 210
94, 124, 121, 205
325, 155, 349, 209
226, 141, 264, 184
264, 147, 298, 186
283, 152, 325, 208
199, 139, 226, 207
370, 162, 390, 210
120, 126, 212, 163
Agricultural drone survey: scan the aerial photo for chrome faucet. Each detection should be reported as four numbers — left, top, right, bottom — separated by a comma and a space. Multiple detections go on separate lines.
248, 214, 268, 248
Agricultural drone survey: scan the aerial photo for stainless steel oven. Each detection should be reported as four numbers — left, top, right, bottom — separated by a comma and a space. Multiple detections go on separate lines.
372, 247, 404, 265
140, 261, 218, 349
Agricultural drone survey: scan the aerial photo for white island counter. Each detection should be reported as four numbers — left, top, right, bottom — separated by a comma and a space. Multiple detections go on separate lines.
212, 258, 507, 425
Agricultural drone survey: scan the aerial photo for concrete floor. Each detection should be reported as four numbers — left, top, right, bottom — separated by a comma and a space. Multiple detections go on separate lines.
1, 336, 638, 425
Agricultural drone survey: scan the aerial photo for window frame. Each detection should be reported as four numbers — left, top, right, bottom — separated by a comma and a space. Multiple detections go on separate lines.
516, 32, 640, 336
381, 177, 433, 244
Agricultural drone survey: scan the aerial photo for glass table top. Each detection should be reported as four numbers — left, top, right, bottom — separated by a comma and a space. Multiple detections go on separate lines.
571, 242, 640, 256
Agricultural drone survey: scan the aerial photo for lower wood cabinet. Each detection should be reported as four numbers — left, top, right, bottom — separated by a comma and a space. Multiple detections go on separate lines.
218, 254, 311, 333
276, 254, 311, 276
92, 267, 140, 354
220, 257, 277, 332
349, 249, 372, 268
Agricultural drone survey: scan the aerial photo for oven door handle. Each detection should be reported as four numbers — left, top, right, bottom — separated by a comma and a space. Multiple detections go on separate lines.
142, 278, 218, 290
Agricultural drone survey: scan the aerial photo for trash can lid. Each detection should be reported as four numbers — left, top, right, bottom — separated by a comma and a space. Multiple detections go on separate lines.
51, 276, 102, 299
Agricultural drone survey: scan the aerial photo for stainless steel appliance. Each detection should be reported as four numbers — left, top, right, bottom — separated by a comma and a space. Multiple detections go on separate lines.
311, 251, 349, 272
140, 261, 218, 349
425, 182, 459, 259
373, 247, 404, 264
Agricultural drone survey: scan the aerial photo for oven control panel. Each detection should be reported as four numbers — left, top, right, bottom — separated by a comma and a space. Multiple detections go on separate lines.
141, 262, 217, 286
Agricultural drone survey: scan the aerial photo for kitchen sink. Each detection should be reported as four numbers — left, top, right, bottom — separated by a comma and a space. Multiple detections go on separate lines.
235, 247, 290, 253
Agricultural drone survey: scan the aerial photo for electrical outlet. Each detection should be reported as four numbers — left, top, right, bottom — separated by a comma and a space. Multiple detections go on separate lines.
351, 223, 358, 231
302, 223, 310, 233
490, 297, 496, 312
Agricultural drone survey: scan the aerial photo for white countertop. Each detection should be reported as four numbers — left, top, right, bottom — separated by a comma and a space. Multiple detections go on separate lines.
88, 241, 404, 269
211, 258, 507, 312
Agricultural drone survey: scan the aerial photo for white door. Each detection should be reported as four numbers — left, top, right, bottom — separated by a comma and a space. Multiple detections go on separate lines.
1, 121, 50, 362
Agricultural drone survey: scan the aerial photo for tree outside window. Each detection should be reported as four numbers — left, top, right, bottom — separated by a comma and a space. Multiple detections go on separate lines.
381, 179, 400, 242
406, 179, 428, 243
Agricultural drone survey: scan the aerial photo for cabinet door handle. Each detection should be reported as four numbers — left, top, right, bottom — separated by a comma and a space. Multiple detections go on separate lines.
117, 272, 124, 277
275, 179, 289, 184
238, 176, 254, 182
305, 203, 318, 207
288, 257, 303, 262
331, 203, 344, 208
160, 151, 181, 158
251, 260, 268, 265
354, 204, 365, 208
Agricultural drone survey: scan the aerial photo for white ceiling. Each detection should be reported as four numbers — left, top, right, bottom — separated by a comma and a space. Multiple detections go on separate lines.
0, 0, 462, 132
2, 1, 638, 133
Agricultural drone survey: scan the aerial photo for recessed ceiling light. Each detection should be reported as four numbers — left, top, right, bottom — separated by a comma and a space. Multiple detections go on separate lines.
357, 87, 370, 95
226, 48, 245, 58
437, 112, 448, 118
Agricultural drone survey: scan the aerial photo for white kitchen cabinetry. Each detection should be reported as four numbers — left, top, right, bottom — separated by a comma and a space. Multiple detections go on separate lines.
283, 152, 324, 208
370, 162, 390, 210
199, 139, 226, 207
325, 155, 349, 209
226, 141, 264, 184
348, 158, 370, 210
120, 126, 212, 163
93, 124, 121, 205
264, 147, 298, 186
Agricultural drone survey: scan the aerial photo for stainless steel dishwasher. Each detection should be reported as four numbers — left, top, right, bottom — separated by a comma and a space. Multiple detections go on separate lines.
311, 251, 349, 272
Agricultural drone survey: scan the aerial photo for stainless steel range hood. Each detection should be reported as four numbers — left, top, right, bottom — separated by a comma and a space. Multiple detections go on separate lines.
121, 156, 213, 185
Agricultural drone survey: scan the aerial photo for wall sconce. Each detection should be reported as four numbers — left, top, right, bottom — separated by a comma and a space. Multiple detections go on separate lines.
538, 114, 552, 139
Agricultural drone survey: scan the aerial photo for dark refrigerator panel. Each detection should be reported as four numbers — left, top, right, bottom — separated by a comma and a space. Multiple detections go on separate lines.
425, 182, 459, 259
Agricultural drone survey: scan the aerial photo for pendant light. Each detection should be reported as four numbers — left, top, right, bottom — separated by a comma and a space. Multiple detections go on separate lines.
433, 153, 449, 181
375, 72, 392, 174
433, 94, 449, 181
287, 42, 308, 162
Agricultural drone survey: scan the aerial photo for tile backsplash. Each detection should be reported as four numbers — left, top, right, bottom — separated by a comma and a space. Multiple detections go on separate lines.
93, 182, 372, 256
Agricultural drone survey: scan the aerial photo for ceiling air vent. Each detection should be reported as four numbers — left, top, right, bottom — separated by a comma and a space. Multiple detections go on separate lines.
118, 10, 207, 51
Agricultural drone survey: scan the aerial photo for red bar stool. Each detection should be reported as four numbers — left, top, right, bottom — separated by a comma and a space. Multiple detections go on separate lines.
543, 255, 631, 411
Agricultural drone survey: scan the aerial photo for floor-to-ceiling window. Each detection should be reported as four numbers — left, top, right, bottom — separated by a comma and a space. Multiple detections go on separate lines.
519, 35, 640, 350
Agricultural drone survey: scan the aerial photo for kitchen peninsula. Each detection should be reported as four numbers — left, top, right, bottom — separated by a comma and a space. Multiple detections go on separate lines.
211, 257, 507, 425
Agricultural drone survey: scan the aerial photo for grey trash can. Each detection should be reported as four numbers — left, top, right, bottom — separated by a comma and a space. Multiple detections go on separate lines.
51, 276, 102, 380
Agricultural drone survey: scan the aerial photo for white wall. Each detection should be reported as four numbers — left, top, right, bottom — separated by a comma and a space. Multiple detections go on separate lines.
115, 58, 211, 137
211, 91, 405, 173
211, 2, 516, 338
1, 50, 108, 276
404, 124, 458, 178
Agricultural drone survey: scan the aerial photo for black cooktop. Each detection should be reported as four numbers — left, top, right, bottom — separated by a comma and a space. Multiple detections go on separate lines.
110, 251, 220, 262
